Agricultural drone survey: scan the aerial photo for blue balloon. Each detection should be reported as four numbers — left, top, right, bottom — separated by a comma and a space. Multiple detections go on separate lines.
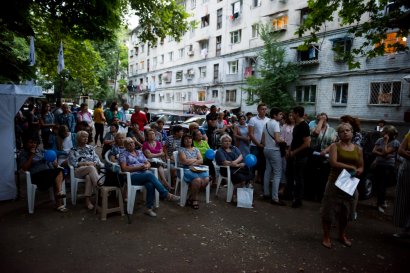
245, 154, 257, 167
44, 150, 57, 162
205, 149, 215, 160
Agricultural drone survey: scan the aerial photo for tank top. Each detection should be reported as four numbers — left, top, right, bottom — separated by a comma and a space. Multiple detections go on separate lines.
328, 143, 361, 184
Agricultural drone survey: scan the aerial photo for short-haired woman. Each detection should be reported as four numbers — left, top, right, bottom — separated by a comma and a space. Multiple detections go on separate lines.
321, 123, 364, 248
178, 134, 209, 209
119, 137, 180, 217
68, 130, 102, 210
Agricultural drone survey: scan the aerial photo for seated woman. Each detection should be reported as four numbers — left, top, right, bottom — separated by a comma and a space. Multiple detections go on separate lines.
189, 122, 207, 141
108, 132, 126, 163
215, 134, 254, 202
127, 124, 144, 149
68, 130, 103, 210
119, 137, 180, 217
102, 123, 119, 157
178, 134, 210, 209
142, 129, 172, 190
193, 129, 215, 183
19, 135, 68, 212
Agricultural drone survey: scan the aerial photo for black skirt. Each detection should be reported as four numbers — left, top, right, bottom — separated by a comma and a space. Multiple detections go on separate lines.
31, 168, 63, 191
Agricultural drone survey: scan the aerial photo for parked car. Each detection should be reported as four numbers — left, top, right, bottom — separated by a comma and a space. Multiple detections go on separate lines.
171, 115, 206, 134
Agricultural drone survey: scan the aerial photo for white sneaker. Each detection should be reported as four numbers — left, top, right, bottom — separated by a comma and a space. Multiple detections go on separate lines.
378, 206, 385, 213
144, 209, 157, 217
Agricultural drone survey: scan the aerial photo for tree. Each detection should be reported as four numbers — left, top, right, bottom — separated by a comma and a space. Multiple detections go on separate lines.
0, 0, 190, 83
297, 0, 410, 69
244, 25, 300, 112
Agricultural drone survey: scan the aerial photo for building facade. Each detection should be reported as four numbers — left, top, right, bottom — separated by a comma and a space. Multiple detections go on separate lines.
127, 0, 410, 127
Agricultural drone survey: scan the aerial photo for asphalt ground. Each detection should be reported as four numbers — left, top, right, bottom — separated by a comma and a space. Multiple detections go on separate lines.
0, 177, 409, 273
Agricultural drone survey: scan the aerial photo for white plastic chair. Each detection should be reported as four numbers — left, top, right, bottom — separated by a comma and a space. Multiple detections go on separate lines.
121, 167, 160, 215
213, 161, 234, 203
173, 150, 210, 207
68, 164, 87, 205
24, 171, 66, 214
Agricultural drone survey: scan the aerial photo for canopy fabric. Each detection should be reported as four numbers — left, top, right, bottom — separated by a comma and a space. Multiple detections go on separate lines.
0, 84, 43, 201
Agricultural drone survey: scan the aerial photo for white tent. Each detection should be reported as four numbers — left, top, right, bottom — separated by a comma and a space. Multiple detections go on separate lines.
0, 84, 42, 201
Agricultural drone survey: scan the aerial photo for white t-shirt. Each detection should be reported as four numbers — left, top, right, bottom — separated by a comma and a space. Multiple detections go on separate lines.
248, 115, 270, 146
263, 119, 280, 150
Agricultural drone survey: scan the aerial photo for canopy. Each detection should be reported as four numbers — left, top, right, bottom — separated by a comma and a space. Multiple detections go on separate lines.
0, 84, 43, 201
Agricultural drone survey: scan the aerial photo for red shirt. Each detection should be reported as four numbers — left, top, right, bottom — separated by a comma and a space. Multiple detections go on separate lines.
131, 111, 148, 131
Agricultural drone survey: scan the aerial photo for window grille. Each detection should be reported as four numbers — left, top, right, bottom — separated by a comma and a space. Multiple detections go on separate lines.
369, 81, 401, 105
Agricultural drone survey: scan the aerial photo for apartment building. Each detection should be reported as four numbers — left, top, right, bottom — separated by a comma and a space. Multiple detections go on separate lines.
128, 0, 410, 127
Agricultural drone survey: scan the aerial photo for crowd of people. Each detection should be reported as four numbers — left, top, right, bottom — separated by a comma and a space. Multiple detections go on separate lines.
15, 100, 410, 246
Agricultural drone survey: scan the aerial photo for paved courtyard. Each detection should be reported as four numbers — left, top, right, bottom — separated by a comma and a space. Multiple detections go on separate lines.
0, 182, 409, 273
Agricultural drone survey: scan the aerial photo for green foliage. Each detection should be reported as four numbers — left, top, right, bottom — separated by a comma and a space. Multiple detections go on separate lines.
0, 0, 189, 87
244, 25, 299, 112
297, 0, 410, 69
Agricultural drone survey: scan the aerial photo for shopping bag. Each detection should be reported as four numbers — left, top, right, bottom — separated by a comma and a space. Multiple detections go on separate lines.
335, 169, 360, 196
237, 187, 254, 208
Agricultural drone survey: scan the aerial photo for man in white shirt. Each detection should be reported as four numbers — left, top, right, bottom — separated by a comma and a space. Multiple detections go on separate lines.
248, 103, 270, 184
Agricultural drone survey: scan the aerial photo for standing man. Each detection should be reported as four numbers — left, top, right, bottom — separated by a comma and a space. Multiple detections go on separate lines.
93, 101, 106, 147
119, 102, 131, 127
144, 107, 151, 123
248, 103, 270, 185
286, 106, 311, 208
131, 105, 148, 132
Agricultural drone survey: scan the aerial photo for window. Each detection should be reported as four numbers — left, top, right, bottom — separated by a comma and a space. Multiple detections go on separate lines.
158, 74, 162, 85
231, 1, 242, 19
213, 64, 219, 80
178, 0, 186, 9
226, 90, 237, 103
252, 0, 261, 8
130, 49, 134, 57
176, 92, 181, 102
141, 44, 145, 53
168, 51, 173, 62
140, 61, 144, 70
369, 81, 401, 105
295, 85, 316, 103
153, 57, 157, 68
202, 0, 208, 3
151, 94, 155, 103
199, 40, 209, 57
201, 15, 210, 28
160, 54, 164, 64
377, 32, 407, 54
216, 35, 222, 56
228, 60, 238, 74
147, 59, 150, 72
333, 83, 348, 105
187, 44, 194, 56
189, 21, 195, 36
135, 47, 139, 56
230, 29, 241, 44
168, 36, 174, 42
297, 45, 319, 64
129, 65, 134, 76
176, 71, 183, 81
272, 14, 288, 31
251, 24, 259, 38
332, 38, 353, 62
163, 71, 172, 83
199, 66, 207, 78
212, 90, 219, 98
198, 91, 206, 101
217, 8, 223, 29
300, 8, 309, 25
166, 93, 172, 103
186, 68, 195, 79
178, 48, 185, 59
191, 0, 196, 9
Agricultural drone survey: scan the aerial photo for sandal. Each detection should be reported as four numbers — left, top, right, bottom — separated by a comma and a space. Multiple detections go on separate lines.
56, 205, 69, 213
191, 200, 199, 210
56, 191, 66, 199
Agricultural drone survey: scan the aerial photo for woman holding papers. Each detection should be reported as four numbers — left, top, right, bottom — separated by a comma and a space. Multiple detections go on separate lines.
178, 134, 209, 209
321, 123, 364, 249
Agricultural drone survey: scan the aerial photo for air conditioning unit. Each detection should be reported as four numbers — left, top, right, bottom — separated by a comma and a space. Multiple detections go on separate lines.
187, 51, 194, 56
